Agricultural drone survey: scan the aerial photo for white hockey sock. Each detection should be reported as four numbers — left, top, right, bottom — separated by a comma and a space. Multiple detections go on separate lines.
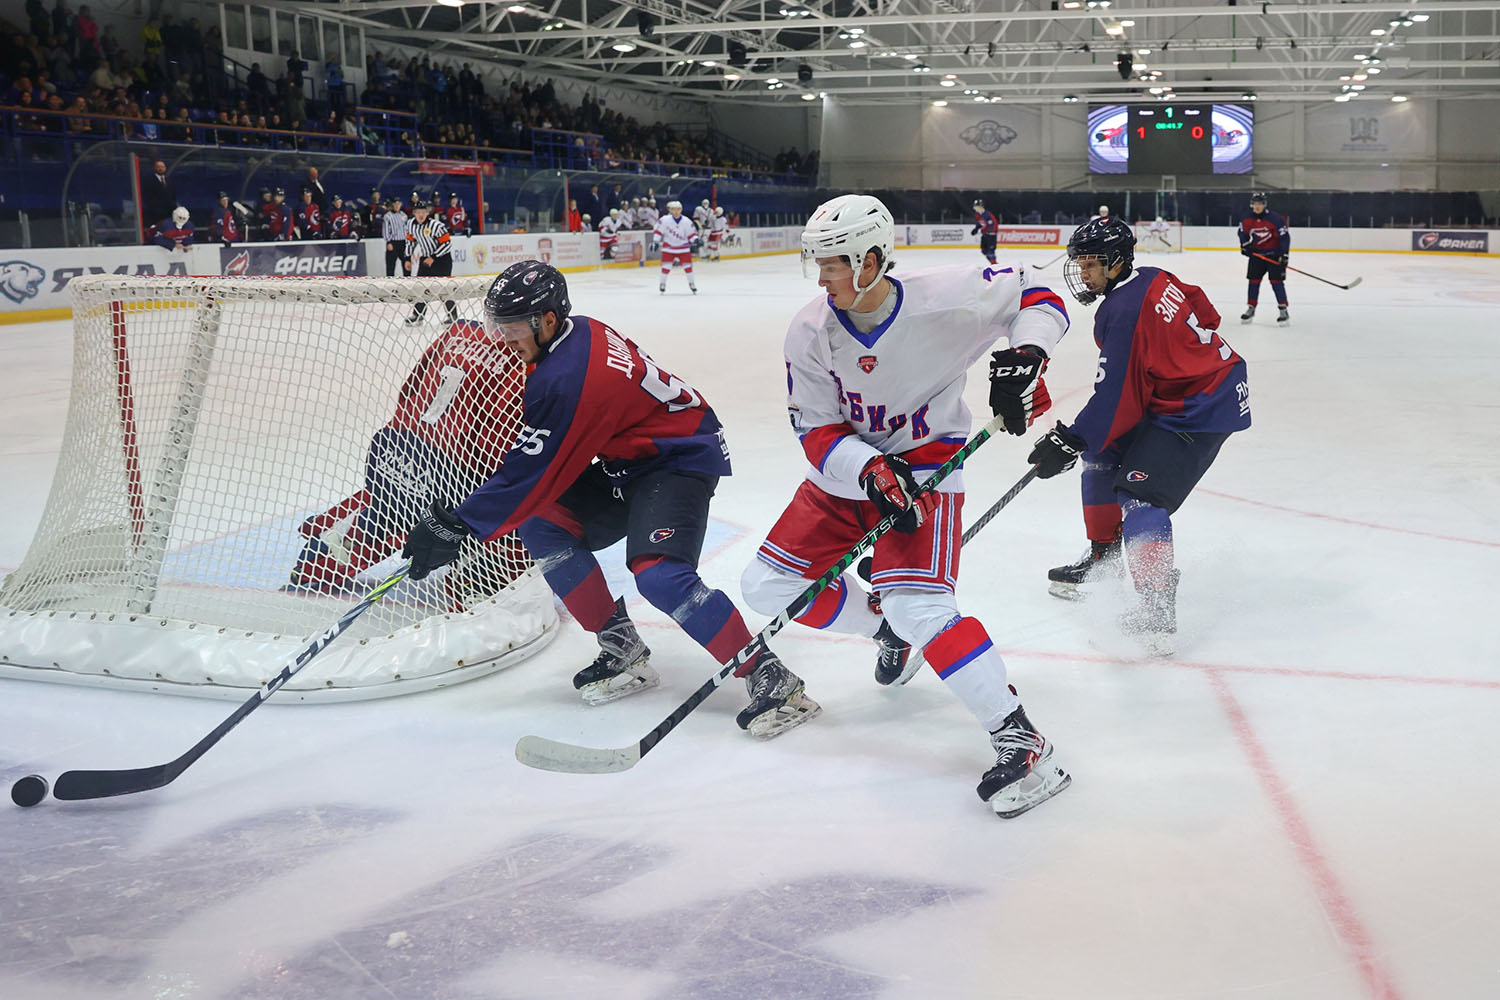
923, 617, 1020, 731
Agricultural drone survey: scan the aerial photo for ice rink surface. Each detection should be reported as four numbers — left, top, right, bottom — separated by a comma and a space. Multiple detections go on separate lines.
2, 246, 1498, 1000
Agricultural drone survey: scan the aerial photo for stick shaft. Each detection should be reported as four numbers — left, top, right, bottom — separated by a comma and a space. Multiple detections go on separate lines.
1251, 251, 1359, 289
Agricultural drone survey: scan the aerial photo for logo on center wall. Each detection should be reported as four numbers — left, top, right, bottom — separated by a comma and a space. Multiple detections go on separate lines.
857, 355, 879, 374
959, 120, 1019, 154
1349, 116, 1380, 143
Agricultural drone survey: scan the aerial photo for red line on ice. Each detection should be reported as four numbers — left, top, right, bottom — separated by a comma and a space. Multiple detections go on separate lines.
1199, 489, 1500, 549
1208, 669, 1408, 1000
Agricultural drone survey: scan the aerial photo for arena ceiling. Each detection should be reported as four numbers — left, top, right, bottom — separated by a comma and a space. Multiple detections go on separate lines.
308, 0, 1500, 105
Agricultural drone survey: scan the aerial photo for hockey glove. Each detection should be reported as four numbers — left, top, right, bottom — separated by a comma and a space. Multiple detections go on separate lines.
1277, 253, 1289, 267
402, 502, 471, 580
690, 236, 703, 253
970, 225, 980, 235
988, 346, 1052, 436
1027, 422, 1087, 479
860, 455, 934, 533
1240, 246, 1252, 257
650, 241, 661, 255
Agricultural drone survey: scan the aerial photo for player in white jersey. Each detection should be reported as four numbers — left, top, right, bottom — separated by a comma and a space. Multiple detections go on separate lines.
1089, 204, 1111, 223
596, 208, 621, 260
738, 194, 1073, 817
653, 200, 699, 294
708, 206, 730, 261
1143, 215, 1174, 251
638, 198, 659, 229
693, 198, 713, 234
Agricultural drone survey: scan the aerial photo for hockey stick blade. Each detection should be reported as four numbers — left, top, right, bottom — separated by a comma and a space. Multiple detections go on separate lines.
514, 414, 1008, 775
51, 568, 408, 802
514, 736, 641, 774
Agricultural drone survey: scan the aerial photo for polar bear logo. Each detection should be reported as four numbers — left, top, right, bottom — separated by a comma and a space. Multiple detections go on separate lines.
0, 261, 46, 303
959, 121, 1019, 154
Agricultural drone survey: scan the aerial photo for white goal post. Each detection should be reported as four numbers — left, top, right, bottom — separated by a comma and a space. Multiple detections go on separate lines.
1133, 219, 1184, 253
0, 275, 557, 701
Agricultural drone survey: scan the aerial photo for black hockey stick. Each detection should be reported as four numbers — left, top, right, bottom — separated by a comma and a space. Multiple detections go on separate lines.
1252, 251, 1362, 290
881, 465, 1040, 685
48, 568, 410, 802
1031, 250, 1068, 270
514, 413, 1010, 775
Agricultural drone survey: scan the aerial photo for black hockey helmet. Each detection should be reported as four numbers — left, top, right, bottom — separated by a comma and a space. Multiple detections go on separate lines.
1063, 216, 1136, 305
973, 199, 984, 209
1250, 190, 1268, 210
485, 260, 571, 340
409, 194, 428, 211
217, 190, 229, 200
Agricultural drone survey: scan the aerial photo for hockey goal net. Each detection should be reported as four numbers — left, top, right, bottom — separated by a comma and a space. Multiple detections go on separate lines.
0, 275, 556, 701
1133, 219, 1184, 253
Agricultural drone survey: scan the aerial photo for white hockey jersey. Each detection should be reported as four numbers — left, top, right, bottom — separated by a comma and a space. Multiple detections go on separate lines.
597, 216, 620, 243
784, 263, 1069, 500
709, 214, 730, 239
619, 207, 636, 229
639, 205, 659, 228
654, 213, 697, 253
693, 205, 713, 230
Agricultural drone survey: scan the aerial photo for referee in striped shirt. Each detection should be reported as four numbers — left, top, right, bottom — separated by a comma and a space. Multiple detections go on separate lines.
381, 195, 408, 277
403, 195, 457, 325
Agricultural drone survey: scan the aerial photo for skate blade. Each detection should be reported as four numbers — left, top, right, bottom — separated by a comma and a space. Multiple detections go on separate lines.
744, 693, 823, 740
1047, 581, 1086, 601
579, 664, 661, 706
991, 764, 1071, 818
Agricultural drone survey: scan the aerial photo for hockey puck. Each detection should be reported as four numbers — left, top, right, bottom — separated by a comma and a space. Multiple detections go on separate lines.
11, 774, 49, 808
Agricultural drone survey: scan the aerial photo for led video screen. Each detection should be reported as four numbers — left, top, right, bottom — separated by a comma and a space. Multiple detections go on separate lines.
1088, 103, 1254, 175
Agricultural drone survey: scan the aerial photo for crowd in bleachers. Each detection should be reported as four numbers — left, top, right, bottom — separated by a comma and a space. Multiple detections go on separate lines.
0, 4, 819, 182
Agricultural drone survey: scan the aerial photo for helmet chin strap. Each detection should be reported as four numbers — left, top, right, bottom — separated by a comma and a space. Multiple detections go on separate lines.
846, 253, 884, 310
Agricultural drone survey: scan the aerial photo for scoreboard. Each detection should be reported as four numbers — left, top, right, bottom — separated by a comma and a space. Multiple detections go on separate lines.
1087, 103, 1255, 175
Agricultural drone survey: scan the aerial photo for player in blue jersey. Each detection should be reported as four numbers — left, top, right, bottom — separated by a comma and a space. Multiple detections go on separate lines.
971, 199, 999, 264
1238, 191, 1291, 326
1029, 217, 1251, 654
401, 261, 820, 737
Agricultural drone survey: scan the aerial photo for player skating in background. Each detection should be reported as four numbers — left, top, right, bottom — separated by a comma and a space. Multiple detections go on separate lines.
597, 207, 621, 260
1032, 217, 1250, 655
652, 200, 699, 294
401, 262, 820, 737
737, 194, 1072, 816
707, 206, 730, 261
1238, 192, 1291, 326
1090, 204, 1111, 223
287, 316, 527, 609
971, 198, 999, 264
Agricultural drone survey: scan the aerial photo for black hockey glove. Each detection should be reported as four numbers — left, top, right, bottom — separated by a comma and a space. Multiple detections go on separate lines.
860, 455, 932, 533
1277, 252, 1289, 267
1027, 422, 1087, 479
1240, 245, 1252, 257
988, 346, 1052, 436
970, 224, 980, 235
402, 502, 471, 580
691, 236, 703, 253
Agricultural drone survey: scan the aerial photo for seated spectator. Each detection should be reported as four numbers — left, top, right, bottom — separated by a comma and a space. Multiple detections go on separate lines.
134, 106, 158, 140
166, 106, 193, 142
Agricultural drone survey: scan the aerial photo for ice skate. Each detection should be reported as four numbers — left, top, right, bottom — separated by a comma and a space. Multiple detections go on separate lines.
1047, 536, 1122, 600
1276, 306, 1290, 327
1119, 569, 1180, 657
403, 311, 424, 326
978, 697, 1071, 818
1239, 305, 1255, 324
689, 283, 698, 294
873, 619, 915, 686
573, 598, 658, 705
736, 649, 821, 739
658, 283, 666, 294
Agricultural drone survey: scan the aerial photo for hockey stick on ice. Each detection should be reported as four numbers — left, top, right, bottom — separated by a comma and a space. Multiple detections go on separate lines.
1252, 252, 1362, 290
514, 413, 1011, 775
48, 568, 410, 802
878, 466, 1040, 685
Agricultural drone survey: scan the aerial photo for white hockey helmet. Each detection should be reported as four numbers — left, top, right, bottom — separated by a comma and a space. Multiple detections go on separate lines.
667, 200, 683, 211
701, 199, 710, 207
714, 206, 724, 216
171, 206, 189, 226
1098, 204, 1110, 215
800, 194, 895, 306
609, 208, 619, 218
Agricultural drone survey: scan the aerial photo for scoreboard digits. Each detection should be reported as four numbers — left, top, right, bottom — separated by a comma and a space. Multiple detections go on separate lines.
1127, 105, 1213, 174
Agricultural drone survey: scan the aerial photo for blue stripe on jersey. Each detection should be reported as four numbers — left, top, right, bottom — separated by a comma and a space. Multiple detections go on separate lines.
830, 277, 905, 349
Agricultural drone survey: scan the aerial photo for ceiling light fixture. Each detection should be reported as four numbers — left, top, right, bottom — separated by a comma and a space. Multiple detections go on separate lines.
506, 4, 527, 12
801, 92, 817, 101
436, 0, 464, 7
611, 41, 636, 52
848, 40, 866, 48
1390, 93, 1409, 101
932, 99, 948, 106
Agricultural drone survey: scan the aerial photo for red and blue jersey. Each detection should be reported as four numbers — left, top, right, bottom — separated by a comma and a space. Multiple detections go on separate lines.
153, 218, 194, 248
973, 210, 998, 236
1071, 266, 1250, 452
1239, 210, 1289, 255
456, 315, 732, 542
209, 208, 240, 243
